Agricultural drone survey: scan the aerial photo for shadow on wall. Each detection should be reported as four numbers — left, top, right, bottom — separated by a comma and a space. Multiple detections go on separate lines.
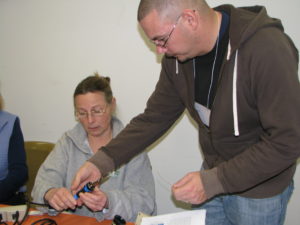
137, 24, 164, 64
145, 111, 201, 211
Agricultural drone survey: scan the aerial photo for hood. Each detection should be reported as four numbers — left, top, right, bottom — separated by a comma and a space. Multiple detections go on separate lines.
66, 116, 124, 154
222, 5, 285, 136
175, 5, 287, 136
218, 5, 284, 55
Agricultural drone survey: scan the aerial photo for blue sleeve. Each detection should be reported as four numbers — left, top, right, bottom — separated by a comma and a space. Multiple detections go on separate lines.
0, 118, 28, 201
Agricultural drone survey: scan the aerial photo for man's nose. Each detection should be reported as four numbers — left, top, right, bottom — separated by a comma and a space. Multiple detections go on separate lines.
156, 45, 168, 54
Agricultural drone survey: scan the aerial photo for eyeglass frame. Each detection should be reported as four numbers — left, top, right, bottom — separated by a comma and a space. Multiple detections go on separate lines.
75, 105, 108, 120
152, 15, 182, 48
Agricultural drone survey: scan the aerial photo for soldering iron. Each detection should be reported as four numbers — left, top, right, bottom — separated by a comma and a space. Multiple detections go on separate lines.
73, 179, 101, 200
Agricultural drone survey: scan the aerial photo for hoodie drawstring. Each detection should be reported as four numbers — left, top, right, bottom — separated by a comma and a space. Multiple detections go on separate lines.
178, 40, 240, 136
232, 49, 239, 136
227, 41, 239, 136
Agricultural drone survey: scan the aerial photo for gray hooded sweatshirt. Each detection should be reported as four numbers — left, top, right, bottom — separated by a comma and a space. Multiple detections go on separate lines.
32, 117, 156, 222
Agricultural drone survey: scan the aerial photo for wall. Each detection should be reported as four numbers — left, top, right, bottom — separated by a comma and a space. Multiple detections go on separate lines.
0, 0, 299, 224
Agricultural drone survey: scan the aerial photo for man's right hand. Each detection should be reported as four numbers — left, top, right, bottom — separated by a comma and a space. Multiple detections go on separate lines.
45, 187, 77, 211
172, 171, 207, 205
71, 161, 102, 196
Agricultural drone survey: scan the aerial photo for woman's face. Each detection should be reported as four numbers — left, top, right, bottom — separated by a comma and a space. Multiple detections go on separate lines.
74, 92, 115, 138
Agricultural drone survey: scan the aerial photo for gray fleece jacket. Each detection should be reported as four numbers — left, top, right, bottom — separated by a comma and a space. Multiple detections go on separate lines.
32, 117, 156, 222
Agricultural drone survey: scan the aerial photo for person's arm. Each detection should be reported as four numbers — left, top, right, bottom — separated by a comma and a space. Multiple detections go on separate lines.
32, 134, 71, 204
91, 57, 185, 174
0, 118, 28, 201
72, 57, 185, 191
172, 171, 207, 204
77, 153, 156, 222
97, 153, 156, 222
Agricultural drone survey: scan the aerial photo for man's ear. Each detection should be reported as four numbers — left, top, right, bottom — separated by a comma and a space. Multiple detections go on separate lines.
181, 9, 198, 30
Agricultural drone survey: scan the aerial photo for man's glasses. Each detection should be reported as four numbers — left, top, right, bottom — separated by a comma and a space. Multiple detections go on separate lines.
75, 106, 107, 119
152, 15, 181, 48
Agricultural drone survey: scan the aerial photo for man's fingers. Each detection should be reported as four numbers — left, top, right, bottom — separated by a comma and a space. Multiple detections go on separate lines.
71, 174, 86, 194
71, 162, 102, 193
173, 173, 191, 189
172, 171, 206, 204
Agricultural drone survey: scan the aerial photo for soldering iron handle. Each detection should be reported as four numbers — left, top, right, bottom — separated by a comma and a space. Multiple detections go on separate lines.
73, 182, 93, 200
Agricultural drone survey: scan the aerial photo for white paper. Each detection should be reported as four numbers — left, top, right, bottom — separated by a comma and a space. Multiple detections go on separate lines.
194, 102, 211, 126
140, 209, 206, 225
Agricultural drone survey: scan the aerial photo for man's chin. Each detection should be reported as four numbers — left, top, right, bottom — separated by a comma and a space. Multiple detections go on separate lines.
165, 53, 190, 62
176, 55, 191, 63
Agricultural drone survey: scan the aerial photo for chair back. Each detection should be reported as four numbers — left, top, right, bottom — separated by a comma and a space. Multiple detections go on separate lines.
24, 141, 55, 200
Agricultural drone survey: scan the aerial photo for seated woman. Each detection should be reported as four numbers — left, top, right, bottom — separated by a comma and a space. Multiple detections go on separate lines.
32, 73, 156, 222
0, 94, 28, 205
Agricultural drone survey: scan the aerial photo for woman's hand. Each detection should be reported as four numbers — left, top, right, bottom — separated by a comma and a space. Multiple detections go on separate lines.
78, 186, 108, 212
44, 187, 77, 211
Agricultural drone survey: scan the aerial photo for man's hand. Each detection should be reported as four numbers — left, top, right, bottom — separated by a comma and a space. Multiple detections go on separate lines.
172, 171, 207, 204
71, 161, 101, 194
45, 187, 77, 211
78, 186, 108, 212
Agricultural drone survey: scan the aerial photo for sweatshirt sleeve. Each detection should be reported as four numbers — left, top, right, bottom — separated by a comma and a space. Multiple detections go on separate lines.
0, 118, 28, 201
89, 57, 186, 175
97, 153, 156, 222
31, 135, 69, 203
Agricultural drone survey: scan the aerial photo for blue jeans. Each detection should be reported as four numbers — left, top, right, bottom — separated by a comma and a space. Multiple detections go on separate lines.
193, 182, 294, 225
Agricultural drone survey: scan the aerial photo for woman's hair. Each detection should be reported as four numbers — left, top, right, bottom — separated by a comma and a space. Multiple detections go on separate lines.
73, 72, 113, 104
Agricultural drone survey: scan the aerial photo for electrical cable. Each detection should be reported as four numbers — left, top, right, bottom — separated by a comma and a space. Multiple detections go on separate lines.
27, 202, 49, 207
18, 200, 31, 225
0, 194, 56, 225
12, 210, 19, 225
16, 194, 56, 225
30, 218, 57, 225
26, 201, 57, 225
0, 214, 8, 225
